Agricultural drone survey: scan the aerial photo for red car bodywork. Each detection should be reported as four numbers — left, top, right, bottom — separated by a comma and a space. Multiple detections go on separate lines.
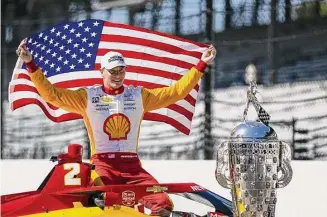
1, 144, 232, 217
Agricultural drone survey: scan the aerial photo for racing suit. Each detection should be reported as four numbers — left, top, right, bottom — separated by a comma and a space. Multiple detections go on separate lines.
26, 60, 207, 216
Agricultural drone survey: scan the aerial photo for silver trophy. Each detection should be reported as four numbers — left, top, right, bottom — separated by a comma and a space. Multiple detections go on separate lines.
215, 64, 293, 217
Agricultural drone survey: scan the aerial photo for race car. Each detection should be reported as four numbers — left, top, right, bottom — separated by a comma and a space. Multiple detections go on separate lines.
1, 144, 233, 217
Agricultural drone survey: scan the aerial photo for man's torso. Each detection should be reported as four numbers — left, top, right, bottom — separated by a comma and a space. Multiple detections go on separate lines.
85, 85, 144, 153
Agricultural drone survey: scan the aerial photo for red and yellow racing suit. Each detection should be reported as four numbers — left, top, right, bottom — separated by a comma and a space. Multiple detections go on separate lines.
26, 60, 207, 216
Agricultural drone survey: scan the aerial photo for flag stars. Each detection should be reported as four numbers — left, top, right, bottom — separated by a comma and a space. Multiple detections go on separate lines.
23, 21, 103, 76
93, 21, 100, 26
44, 70, 48, 75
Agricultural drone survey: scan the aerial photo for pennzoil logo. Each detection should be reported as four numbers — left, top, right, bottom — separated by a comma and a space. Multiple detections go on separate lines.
122, 191, 135, 206
103, 113, 131, 140
101, 96, 113, 104
146, 185, 168, 193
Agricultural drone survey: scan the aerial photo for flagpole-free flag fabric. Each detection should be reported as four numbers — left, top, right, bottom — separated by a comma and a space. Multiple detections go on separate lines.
9, 19, 208, 135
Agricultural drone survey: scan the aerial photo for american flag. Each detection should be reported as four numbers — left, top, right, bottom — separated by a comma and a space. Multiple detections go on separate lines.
9, 19, 208, 135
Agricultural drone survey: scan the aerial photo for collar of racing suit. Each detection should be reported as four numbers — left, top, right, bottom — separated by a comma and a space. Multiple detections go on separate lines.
101, 85, 124, 95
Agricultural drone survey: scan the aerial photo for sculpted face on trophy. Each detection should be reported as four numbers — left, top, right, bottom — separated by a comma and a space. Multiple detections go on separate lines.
215, 64, 293, 217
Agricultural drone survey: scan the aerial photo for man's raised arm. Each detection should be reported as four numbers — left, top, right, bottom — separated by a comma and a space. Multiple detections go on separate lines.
142, 45, 216, 112
17, 39, 87, 114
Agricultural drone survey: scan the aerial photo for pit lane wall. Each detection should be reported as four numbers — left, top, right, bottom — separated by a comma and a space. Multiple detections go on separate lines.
1, 160, 326, 217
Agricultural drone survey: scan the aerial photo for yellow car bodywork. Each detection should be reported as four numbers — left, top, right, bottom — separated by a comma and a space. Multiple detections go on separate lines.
22, 203, 156, 217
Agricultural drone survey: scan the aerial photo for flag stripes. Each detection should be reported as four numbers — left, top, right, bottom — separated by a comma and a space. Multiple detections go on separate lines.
9, 19, 208, 134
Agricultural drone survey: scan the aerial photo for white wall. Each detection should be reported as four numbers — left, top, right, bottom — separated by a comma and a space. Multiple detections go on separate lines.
1, 160, 326, 217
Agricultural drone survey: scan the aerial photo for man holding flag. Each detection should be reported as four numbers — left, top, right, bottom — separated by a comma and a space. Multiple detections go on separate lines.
15, 20, 216, 216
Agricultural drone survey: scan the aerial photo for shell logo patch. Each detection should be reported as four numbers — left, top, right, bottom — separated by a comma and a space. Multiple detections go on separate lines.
101, 96, 113, 104
103, 113, 131, 140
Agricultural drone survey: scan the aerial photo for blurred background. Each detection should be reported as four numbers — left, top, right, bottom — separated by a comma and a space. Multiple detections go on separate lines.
1, 0, 327, 160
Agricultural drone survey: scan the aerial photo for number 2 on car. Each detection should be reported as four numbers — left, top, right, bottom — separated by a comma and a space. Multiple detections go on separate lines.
64, 163, 81, 185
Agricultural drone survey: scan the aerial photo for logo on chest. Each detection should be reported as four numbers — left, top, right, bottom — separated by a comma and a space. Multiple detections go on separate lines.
101, 96, 113, 104
103, 113, 131, 140
124, 92, 135, 101
92, 97, 100, 103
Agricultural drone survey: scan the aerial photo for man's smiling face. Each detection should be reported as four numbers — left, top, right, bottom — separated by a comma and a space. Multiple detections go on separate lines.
101, 66, 126, 89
